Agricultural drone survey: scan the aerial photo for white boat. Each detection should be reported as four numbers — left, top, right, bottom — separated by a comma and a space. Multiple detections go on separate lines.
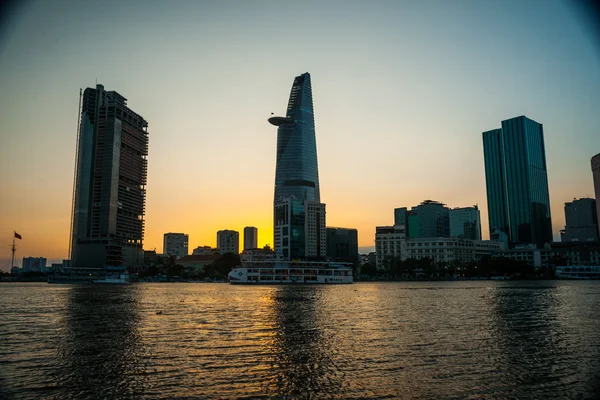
93, 273, 129, 284
555, 265, 600, 280
228, 261, 353, 284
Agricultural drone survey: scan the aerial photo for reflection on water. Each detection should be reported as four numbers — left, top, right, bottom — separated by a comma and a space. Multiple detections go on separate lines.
54, 286, 144, 399
1, 281, 599, 399
267, 286, 341, 398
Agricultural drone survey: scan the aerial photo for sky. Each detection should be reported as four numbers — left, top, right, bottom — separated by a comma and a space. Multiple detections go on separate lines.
0, 0, 599, 270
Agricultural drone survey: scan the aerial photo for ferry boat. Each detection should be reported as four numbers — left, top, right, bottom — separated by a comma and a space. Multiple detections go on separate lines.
228, 261, 354, 284
555, 265, 600, 280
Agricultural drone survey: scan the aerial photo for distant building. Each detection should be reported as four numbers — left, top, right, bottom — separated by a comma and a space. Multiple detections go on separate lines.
240, 245, 275, 263
376, 208, 500, 269
493, 241, 600, 269
192, 246, 218, 255
70, 84, 148, 269
375, 226, 405, 269
217, 230, 239, 254
326, 227, 358, 263
375, 227, 502, 269
22, 257, 47, 272
483, 116, 552, 248
163, 233, 189, 259
177, 254, 220, 274
560, 198, 599, 242
490, 229, 509, 249
449, 206, 481, 240
274, 197, 326, 261
243, 227, 258, 251
592, 153, 600, 238
407, 200, 450, 238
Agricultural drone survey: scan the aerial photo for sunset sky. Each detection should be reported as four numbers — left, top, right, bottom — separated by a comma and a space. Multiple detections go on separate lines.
0, 0, 599, 270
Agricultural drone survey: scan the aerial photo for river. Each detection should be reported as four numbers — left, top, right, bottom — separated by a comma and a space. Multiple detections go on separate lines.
1, 281, 599, 399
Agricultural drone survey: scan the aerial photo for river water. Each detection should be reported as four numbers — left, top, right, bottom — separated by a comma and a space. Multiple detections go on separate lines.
1, 281, 599, 399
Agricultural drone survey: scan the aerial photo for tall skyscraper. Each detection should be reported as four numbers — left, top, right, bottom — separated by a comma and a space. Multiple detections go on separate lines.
243, 226, 258, 250
270, 73, 320, 203
269, 72, 326, 261
217, 230, 239, 254
71, 85, 148, 268
483, 116, 552, 248
592, 153, 600, 238
560, 198, 598, 242
449, 206, 482, 240
163, 233, 189, 259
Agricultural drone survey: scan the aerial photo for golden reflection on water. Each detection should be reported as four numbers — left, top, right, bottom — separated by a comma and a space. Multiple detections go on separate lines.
1, 282, 600, 399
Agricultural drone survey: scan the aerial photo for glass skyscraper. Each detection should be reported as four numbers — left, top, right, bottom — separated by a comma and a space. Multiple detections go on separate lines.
270, 72, 320, 203
483, 116, 552, 248
270, 73, 326, 261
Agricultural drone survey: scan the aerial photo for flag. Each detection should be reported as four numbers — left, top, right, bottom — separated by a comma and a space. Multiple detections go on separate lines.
14, 232, 22, 240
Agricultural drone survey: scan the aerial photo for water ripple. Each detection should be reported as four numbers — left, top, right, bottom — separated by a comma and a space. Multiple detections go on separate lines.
1, 281, 600, 399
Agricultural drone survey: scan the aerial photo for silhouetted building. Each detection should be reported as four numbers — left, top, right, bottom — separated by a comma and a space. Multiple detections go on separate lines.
22, 257, 47, 272
269, 73, 326, 261
217, 230, 239, 254
240, 245, 276, 263
192, 246, 218, 255
407, 200, 450, 238
274, 197, 326, 260
163, 233, 189, 259
593, 153, 600, 238
177, 254, 220, 274
243, 226, 258, 251
326, 227, 358, 263
71, 84, 148, 268
449, 206, 482, 240
560, 198, 599, 242
483, 116, 552, 248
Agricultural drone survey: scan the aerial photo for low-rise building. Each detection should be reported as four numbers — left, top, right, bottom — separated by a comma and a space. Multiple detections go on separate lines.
22, 257, 47, 272
493, 242, 600, 269
192, 246, 219, 255
240, 246, 275, 263
177, 254, 221, 274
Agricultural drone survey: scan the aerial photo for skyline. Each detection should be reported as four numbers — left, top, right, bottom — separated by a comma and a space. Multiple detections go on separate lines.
1, 0, 599, 269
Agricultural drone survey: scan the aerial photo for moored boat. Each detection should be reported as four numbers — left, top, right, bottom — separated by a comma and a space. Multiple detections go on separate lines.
555, 265, 600, 280
228, 261, 353, 284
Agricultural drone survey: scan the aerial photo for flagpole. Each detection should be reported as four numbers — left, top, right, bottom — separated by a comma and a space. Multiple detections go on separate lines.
10, 232, 16, 271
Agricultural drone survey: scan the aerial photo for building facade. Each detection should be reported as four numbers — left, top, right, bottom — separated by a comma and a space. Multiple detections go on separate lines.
375, 228, 502, 270
243, 226, 258, 250
163, 233, 189, 259
71, 84, 148, 268
449, 206, 482, 240
560, 198, 599, 242
326, 227, 359, 263
269, 73, 326, 261
240, 246, 276, 263
483, 116, 552, 248
217, 230, 239, 254
592, 153, 600, 238
274, 197, 326, 260
192, 246, 218, 255
407, 200, 450, 238
375, 226, 406, 269
22, 257, 47, 272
